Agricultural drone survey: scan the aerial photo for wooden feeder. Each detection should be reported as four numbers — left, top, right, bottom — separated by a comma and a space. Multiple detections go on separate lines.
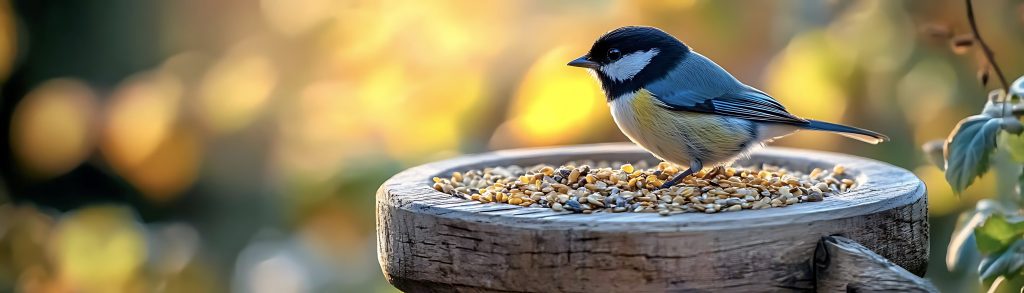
377, 144, 931, 292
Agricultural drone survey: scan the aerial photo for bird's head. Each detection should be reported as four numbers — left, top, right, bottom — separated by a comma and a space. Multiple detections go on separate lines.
568, 26, 689, 99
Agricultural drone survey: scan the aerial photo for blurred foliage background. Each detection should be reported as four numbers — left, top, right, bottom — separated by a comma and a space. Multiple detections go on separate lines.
0, 0, 1022, 292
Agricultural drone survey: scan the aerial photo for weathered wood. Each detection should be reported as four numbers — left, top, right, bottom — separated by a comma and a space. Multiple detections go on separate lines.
815, 236, 938, 292
377, 143, 929, 292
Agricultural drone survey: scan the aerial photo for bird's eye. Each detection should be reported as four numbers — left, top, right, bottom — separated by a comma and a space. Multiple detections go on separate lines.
607, 48, 621, 61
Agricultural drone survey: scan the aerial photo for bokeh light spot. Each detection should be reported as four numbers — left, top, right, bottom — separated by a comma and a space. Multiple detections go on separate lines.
198, 44, 277, 134
495, 46, 605, 147
274, 81, 361, 183
127, 128, 203, 202
101, 72, 183, 171
260, 0, 335, 36
10, 79, 98, 179
0, 0, 16, 81
50, 205, 146, 292
764, 31, 850, 123
826, 0, 914, 72
898, 59, 959, 146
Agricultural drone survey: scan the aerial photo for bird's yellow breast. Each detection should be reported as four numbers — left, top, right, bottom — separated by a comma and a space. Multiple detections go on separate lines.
610, 89, 755, 166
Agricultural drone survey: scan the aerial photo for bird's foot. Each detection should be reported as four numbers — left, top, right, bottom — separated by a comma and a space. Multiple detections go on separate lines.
658, 160, 704, 190
659, 168, 696, 189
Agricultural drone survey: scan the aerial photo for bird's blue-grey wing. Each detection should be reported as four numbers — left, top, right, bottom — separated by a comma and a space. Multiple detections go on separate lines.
653, 88, 808, 125
643, 53, 808, 125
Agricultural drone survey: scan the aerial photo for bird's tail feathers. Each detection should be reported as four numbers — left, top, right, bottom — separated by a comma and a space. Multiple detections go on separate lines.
803, 120, 889, 144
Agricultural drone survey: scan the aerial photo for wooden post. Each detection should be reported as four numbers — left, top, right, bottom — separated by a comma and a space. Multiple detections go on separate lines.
377, 143, 929, 292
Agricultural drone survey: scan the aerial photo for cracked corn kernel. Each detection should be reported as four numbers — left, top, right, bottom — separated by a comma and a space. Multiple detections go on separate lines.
833, 165, 845, 175
568, 169, 581, 183
621, 164, 635, 174
452, 172, 463, 183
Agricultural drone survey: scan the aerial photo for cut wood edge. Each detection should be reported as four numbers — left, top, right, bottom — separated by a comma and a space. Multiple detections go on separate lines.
815, 235, 938, 292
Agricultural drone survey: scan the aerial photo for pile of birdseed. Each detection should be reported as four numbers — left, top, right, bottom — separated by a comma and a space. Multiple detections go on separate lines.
431, 160, 857, 215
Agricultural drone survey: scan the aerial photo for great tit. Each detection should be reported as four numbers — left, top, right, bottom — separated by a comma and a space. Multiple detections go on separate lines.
568, 26, 888, 188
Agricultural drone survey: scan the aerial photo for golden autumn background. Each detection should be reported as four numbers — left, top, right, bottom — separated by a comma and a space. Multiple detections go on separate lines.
0, 0, 1022, 292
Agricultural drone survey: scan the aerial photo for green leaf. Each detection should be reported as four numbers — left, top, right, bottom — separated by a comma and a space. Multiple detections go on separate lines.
1000, 132, 1024, 163
979, 240, 1024, 283
980, 255, 1009, 283
948, 232, 979, 272
976, 214, 1022, 254
949, 200, 1008, 270
945, 114, 1001, 193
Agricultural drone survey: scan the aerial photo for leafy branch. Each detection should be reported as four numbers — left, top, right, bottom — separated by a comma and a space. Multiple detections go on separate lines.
926, 1, 1024, 291
935, 0, 1024, 195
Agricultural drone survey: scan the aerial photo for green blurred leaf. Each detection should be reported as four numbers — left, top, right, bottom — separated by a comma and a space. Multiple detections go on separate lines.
980, 240, 1024, 283
945, 115, 1001, 193
1000, 132, 1024, 163
948, 229, 979, 272
949, 200, 1006, 271
1011, 75, 1024, 99
976, 214, 1023, 254
980, 254, 1010, 283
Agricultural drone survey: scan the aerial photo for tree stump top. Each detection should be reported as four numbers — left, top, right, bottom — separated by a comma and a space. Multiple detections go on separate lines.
377, 143, 928, 292
379, 143, 922, 229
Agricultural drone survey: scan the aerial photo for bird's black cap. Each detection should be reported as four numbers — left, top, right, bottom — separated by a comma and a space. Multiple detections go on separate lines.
587, 26, 688, 65
572, 26, 691, 99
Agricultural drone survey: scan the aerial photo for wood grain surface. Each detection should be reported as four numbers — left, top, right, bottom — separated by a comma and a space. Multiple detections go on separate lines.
815, 236, 938, 292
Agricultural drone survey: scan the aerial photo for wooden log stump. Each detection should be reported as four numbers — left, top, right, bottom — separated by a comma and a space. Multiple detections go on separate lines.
377, 143, 928, 292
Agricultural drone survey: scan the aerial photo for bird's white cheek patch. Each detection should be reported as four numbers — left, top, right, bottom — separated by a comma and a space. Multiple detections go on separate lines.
587, 69, 600, 81
602, 49, 659, 82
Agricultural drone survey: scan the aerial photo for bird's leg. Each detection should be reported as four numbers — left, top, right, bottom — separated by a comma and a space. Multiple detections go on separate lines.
660, 160, 703, 189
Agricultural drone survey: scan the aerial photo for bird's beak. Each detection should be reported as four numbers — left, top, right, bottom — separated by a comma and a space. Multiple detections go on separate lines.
567, 55, 600, 69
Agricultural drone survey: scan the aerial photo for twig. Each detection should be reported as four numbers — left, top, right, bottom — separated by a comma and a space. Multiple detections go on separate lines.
965, 0, 1010, 92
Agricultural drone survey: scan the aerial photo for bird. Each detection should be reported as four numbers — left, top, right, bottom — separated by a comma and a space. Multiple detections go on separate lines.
567, 26, 888, 189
